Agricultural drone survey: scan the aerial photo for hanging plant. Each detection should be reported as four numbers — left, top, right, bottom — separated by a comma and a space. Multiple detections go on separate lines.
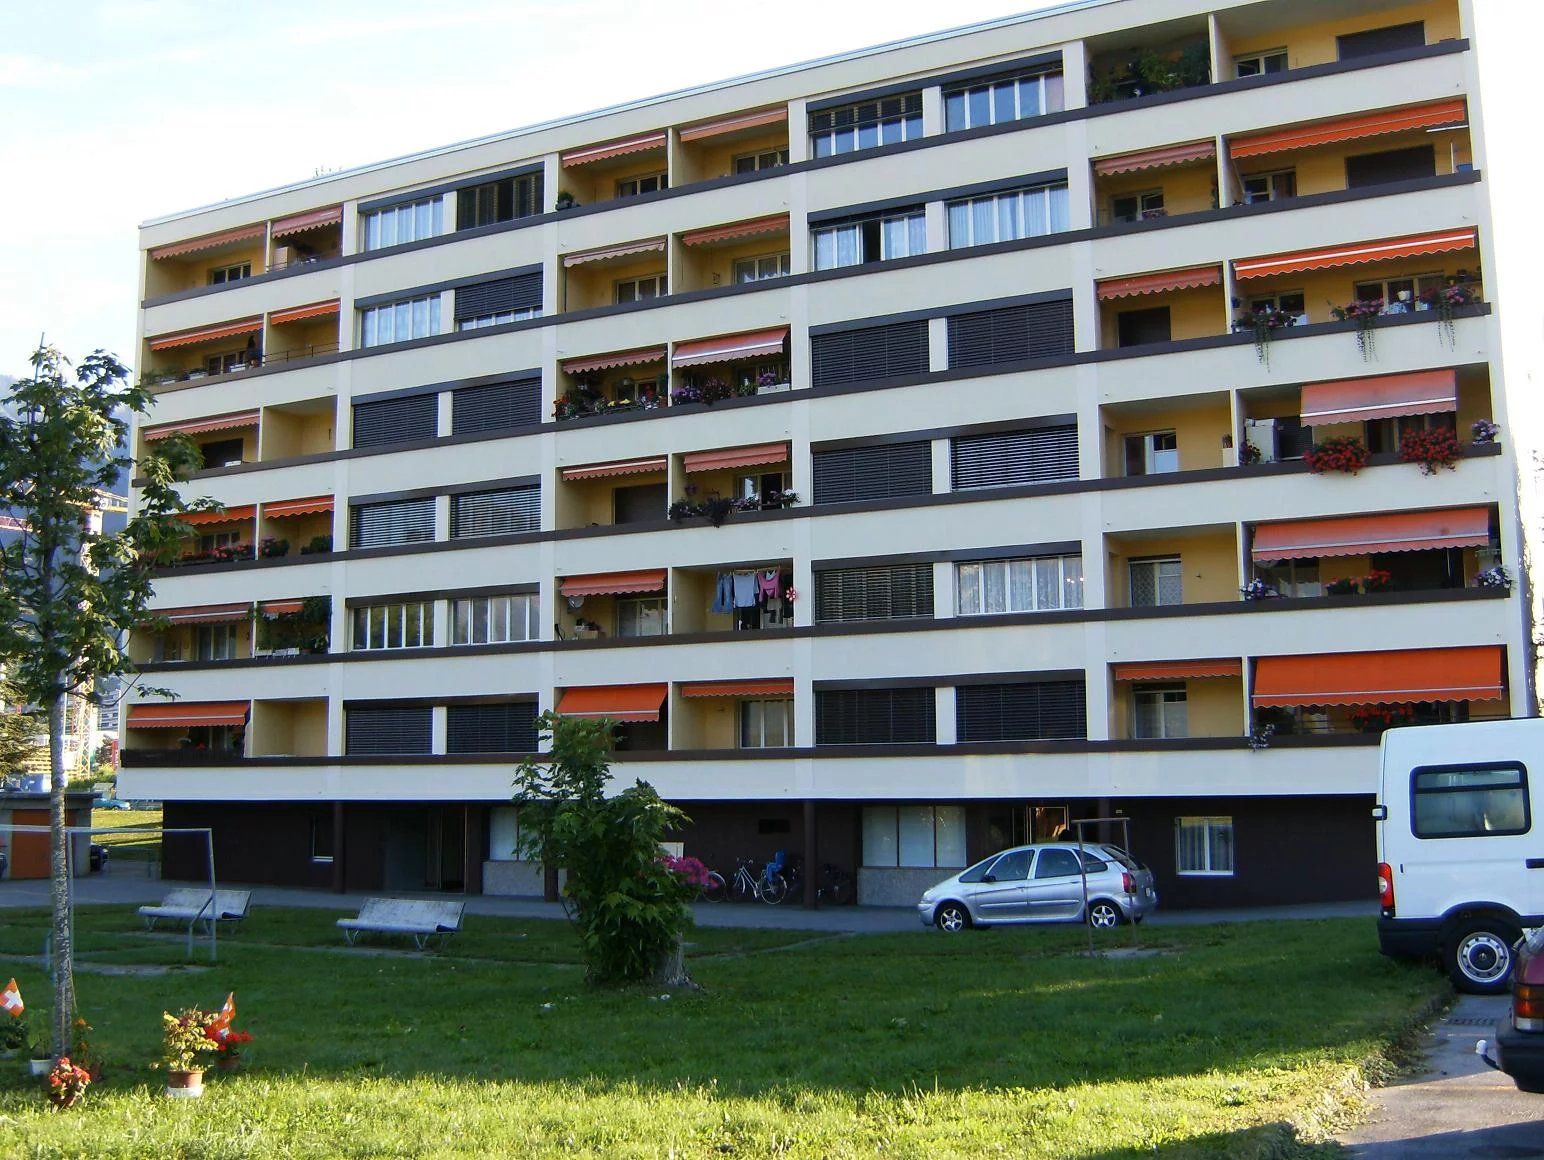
1331, 297, 1383, 360
1232, 305, 1294, 365
1419, 281, 1476, 348
1398, 427, 1462, 475
1303, 436, 1370, 475
1471, 418, 1500, 445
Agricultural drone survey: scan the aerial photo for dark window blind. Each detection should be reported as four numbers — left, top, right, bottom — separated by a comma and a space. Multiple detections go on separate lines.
808, 92, 923, 135
810, 320, 928, 389
350, 498, 436, 549
816, 687, 936, 745
956, 680, 1087, 742
446, 702, 538, 754
947, 299, 1074, 369
457, 172, 542, 229
453, 272, 541, 321
1336, 21, 1424, 60
450, 486, 540, 538
951, 425, 1078, 490
815, 564, 934, 623
352, 394, 438, 449
345, 706, 432, 755
451, 378, 541, 436
812, 440, 931, 505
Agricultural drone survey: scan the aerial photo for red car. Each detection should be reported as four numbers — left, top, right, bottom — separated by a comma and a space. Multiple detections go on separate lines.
1486, 928, 1544, 1093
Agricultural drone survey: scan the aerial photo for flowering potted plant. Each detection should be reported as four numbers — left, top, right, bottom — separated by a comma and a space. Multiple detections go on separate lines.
1471, 418, 1500, 445
1232, 304, 1296, 365
1419, 281, 1476, 347
756, 370, 790, 394
1361, 569, 1393, 594
1350, 704, 1416, 733
207, 1025, 252, 1070
1330, 297, 1384, 359
46, 1057, 91, 1109
1476, 565, 1512, 590
1240, 579, 1280, 601
155, 1007, 219, 1097
1303, 436, 1370, 475
0, 1010, 29, 1060
1325, 577, 1359, 596
1238, 441, 1262, 466
258, 537, 289, 559
1399, 427, 1461, 474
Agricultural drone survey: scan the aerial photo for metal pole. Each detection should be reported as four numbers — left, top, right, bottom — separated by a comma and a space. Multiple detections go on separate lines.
206, 829, 217, 964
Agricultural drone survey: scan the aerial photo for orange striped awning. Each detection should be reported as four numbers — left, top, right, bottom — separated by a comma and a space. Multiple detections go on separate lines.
271, 206, 342, 238
1301, 369, 1457, 426
680, 213, 791, 248
181, 505, 255, 527
153, 603, 253, 626
1230, 99, 1467, 159
1097, 264, 1222, 300
678, 107, 787, 142
555, 684, 667, 722
1112, 660, 1242, 682
1092, 140, 1216, 176
683, 442, 790, 474
679, 679, 794, 698
126, 701, 250, 729
561, 132, 667, 168
560, 456, 667, 482
672, 327, 788, 368
269, 299, 340, 326
559, 570, 666, 597
1252, 646, 1504, 708
562, 237, 666, 268
1233, 228, 1478, 281
259, 599, 307, 616
148, 317, 263, 351
1252, 508, 1490, 561
142, 410, 260, 442
264, 496, 333, 519
148, 225, 264, 261
561, 346, 666, 376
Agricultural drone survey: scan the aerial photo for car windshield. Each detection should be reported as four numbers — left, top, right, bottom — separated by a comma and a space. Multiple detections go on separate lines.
956, 855, 1000, 883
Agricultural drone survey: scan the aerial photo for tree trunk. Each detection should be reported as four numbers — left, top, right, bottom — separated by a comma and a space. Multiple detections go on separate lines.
47, 688, 74, 1060
651, 933, 696, 989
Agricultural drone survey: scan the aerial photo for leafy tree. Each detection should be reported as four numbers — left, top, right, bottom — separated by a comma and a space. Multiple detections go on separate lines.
0, 345, 205, 1057
0, 674, 43, 774
513, 712, 695, 985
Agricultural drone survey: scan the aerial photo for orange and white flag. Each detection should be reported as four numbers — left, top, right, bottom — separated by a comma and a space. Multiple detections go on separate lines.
213, 992, 235, 1031
1, 979, 22, 1018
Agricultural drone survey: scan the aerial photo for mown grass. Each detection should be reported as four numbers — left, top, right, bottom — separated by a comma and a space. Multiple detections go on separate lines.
88, 808, 164, 862
0, 905, 1445, 1158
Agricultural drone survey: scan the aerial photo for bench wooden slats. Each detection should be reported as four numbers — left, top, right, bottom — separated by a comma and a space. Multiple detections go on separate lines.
336, 898, 465, 949
138, 889, 252, 931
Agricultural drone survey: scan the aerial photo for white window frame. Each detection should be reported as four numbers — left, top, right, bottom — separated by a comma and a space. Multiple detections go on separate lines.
1241, 170, 1296, 204
362, 197, 443, 251
947, 182, 1070, 248
733, 253, 792, 283
1234, 49, 1288, 78
732, 148, 789, 174
1254, 558, 1321, 598
861, 805, 967, 868
1110, 189, 1165, 224
1176, 816, 1234, 876
811, 211, 926, 270
955, 555, 1084, 616
352, 601, 433, 651
1124, 430, 1180, 476
1133, 684, 1188, 739
615, 596, 667, 638
615, 274, 668, 304
1246, 289, 1308, 326
1130, 557, 1183, 608
1353, 273, 1447, 315
739, 699, 793, 748
209, 262, 251, 286
616, 172, 668, 198
360, 294, 442, 347
809, 96, 923, 159
456, 306, 541, 331
194, 623, 239, 661
943, 70, 1063, 132
451, 594, 539, 646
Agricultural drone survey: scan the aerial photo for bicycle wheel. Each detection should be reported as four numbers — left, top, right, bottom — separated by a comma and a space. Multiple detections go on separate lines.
760, 873, 788, 905
700, 871, 727, 903
730, 871, 753, 903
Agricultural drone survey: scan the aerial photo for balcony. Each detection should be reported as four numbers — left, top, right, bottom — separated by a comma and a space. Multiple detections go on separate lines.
1098, 265, 1227, 349
247, 698, 328, 756
675, 106, 788, 186
144, 225, 268, 299
555, 455, 668, 531
1214, 0, 1458, 81
668, 327, 790, 407
556, 570, 669, 641
555, 346, 668, 421
1110, 660, 1245, 740
1107, 526, 1239, 610
671, 678, 794, 750
561, 237, 668, 312
140, 409, 259, 471
1087, 27, 1210, 105
132, 604, 255, 665
671, 562, 794, 635
268, 207, 342, 270
143, 317, 264, 386
1103, 393, 1232, 477
671, 442, 795, 528
557, 131, 668, 211
171, 506, 256, 568
257, 497, 336, 561
265, 299, 341, 367
1093, 141, 1217, 228
258, 396, 337, 463
674, 214, 791, 294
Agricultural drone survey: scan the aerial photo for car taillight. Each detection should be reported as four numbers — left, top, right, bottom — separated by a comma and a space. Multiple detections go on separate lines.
1377, 863, 1395, 910
1515, 982, 1544, 1031
1122, 871, 1133, 893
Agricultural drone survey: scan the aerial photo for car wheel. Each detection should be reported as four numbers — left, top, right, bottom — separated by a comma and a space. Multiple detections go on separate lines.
1445, 919, 1521, 994
934, 902, 971, 933
1087, 901, 1124, 929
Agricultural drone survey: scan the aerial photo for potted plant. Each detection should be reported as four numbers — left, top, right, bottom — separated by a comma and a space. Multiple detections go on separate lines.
258, 537, 289, 559
1362, 569, 1393, 594
555, 191, 578, 211
1325, 577, 1359, 596
0, 983, 28, 1059
299, 533, 333, 555
156, 1007, 219, 1097
1233, 304, 1295, 365
29, 1038, 53, 1076
1239, 579, 1280, 601
1471, 418, 1500, 445
1420, 280, 1476, 347
1399, 427, 1462, 475
1331, 297, 1384, 359
46, 1056, 91, 1109
1476, 565, 1512, 591
1303, 436, 1370, 475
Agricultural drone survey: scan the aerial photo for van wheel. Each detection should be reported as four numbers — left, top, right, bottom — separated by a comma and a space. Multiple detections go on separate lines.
934, 902, 971, 933
1088, 901, 1124, 929
1445, 919, 1521, 994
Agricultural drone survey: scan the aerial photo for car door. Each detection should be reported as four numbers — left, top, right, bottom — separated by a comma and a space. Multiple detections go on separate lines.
967, 849, 1035, 920
1022, 846, 1087, 921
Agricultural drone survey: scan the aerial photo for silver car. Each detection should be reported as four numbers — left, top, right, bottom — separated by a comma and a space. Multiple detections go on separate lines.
918, 842, 1158, 931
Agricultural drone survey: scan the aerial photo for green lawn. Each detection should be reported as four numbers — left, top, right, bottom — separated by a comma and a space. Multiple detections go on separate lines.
0, 905, 1446, 1158
89, 808, 163, 863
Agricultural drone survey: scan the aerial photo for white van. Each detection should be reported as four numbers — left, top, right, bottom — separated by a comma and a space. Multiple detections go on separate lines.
1375, 719, 1544, 993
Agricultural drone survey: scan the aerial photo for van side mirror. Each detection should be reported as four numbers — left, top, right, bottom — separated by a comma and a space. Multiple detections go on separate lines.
982, 874, 997, 883
1371, 804, 1388, 821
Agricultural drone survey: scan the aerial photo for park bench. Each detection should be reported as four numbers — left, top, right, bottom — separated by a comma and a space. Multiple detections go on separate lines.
138, 888, 252, 932
336, 898, 465, 950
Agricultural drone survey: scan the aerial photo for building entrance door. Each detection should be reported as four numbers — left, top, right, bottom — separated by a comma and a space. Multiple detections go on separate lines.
425, 807, 466, 893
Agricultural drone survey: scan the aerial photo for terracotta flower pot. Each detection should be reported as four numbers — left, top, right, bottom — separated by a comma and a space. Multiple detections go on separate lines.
165, 1068, 204, 1098
215, 1053, 239, 1072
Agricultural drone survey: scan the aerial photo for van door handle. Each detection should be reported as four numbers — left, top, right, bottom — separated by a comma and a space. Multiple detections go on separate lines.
1526, 859, 1544, 869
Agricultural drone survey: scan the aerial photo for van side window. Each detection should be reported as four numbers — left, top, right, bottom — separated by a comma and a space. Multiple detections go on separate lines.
1410, 763, 1530, 838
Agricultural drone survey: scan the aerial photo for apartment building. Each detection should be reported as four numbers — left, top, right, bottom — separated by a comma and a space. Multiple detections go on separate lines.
123, 0, 1528, 908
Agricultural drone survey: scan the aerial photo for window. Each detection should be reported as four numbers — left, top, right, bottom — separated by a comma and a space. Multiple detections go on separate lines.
1130, 557, 1183, 607
947, 182, 1070, 247
955, 555, 1083, 615
952, 426, 1078, 489
1346, 145, 1436, 189
1254, 558, 1320, 598
812, 440, 931, 505
737, 470, 792, 505
457, 172, 542, 229
1412, 764, 1530, 838
344, 706, 432, 756
947, 299, 1075, 368
360, 294, 441, 347
740, 699, 793, 748
363, 197, 443, 251
353, 393, 438, 449
957, 680, 1087, 742
815, 563, 934, 623
733, 148, 788, 174
1176, 816, 1234, 875
458, 306, 539, 331
616, 597, 666, 638
616, 172, 668, 198
451, 378, 541, 436
1124, 431, 1179, 476
198, 530, 240, 554
1034, 848, 1082, 879
817, 687, 936, 745
1116, 307, 1171, 347
206, 350, 252, 375
1245, 290, 1307, 325
812, 210, 926, 269
194, 623, 238, 661
488, 806, 522, 861
350, 497, 435, 549
450, 486, 539, 538
1242, 170, 1296, 204
810, 321, 929, 390
862, 805, 966, 867
615, 274, 668, 304
352, 601, 432, 651
198, 438, 245, 469
1337, 22, 1425, 61
310, 816, 334, 864
1366, 411, 1455, 455
733, 253, 791, 283
1111, 190, 1164, 224
1353, 273, 1446, 314
613, 483, 667, 525
944, 69, 1064, 132
1133, 685, 1188, 739
1234, 49, 1287, 77
454, 272, 542, 330
452, 594, 538, 645
809, 92, 922, 158
446, 702, 538, 754
209, 262, 251, 285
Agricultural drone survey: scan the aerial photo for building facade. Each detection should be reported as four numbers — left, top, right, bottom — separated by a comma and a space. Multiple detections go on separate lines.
124, 0, 1529, 908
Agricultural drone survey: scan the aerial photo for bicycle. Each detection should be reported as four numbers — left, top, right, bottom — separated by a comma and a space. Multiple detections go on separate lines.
728, 856, 788, 905
816, 863, 855, 906
699, 869, 727, 902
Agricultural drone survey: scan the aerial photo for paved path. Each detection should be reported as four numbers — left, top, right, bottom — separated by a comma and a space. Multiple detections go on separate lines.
1339, 994, 1544, 1158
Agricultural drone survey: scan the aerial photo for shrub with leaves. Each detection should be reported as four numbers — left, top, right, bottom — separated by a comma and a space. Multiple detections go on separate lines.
1303, 436, 1370, 475
1399, 427, 1461, 474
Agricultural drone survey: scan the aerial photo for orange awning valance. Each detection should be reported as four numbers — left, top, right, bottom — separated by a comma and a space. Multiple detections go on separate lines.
148, 225, 264, 261
153, 603, 252, 625
127, 701, 250, 729
562, 237, 666, 268
678, 107, 788, 142
1233, 228, 1478, 281
560, 346, 666, 376
269, 299, 340, 326
683, 442, 790, 474
1112, 660, 1242, 682
561, 132, 667, 168
1093, 140, 1216, 176
680, 213, 791, 248
259, 599, 307, 616
560, 457, 667, 482
559, 570, 666, 597
271, 206, 342, 238
1230, 99, 1467, 160
148, 317, 264, 351
142, 410, 260, 441
1252, 646, 1504, 708
672, 327, 789, 368
181, 505, 255, 527
679, 679, 794, 698
555, 684, 667, 722
1096, 264, 1222, 300
1252, 508, 1490, 561
264, 496, 334, 519
1301, 369, 1457, 426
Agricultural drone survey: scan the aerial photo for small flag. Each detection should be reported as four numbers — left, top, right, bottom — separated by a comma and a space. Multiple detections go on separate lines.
212, 992, 235, 1031
1, 979, 22, 1018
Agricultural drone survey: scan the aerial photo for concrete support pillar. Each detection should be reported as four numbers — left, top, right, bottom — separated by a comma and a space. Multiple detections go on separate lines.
803, 799, 817, 909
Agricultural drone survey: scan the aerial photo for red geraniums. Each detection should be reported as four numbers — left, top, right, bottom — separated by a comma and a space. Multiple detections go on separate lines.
46, 1056, 91, 1109
1399, 427, 1462, 474
1304, 436, 1370, 475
